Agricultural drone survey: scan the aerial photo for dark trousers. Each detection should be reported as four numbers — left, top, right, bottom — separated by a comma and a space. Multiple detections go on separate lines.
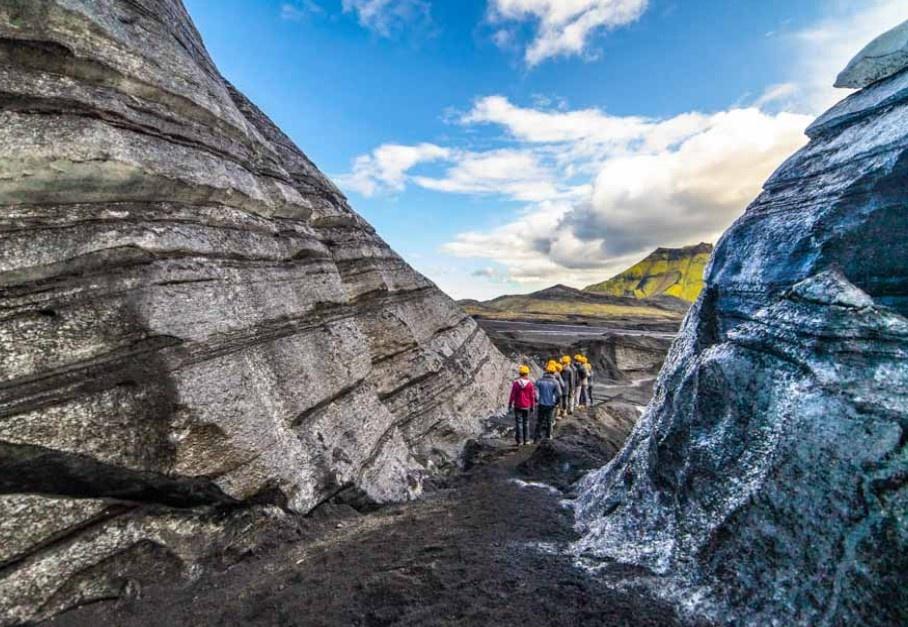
514, 408, 531, 444
534, 405, 555, 442
560, 387, 570, 412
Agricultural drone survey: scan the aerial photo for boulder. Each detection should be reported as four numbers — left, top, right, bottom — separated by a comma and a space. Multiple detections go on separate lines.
0, 0, 510, 621
574, 33, 908, 626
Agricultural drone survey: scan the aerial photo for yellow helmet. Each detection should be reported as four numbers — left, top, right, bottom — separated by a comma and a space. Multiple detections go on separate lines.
518, 365, 530, 376
574, 354, 584, 362
555, 363, 563, 372
546, 363, 557, 374
561, 355, 571, 364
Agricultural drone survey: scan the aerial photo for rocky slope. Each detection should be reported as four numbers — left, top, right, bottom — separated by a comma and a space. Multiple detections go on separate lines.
584, 243, 713, 303
0, 1, 510, 622
574, 23, 908, 626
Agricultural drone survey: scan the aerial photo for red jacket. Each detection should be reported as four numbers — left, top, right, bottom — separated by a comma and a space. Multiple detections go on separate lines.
509, 378, 537, 410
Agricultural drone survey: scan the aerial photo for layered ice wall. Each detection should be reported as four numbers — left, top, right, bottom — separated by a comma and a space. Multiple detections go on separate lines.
574, 22, 908, 626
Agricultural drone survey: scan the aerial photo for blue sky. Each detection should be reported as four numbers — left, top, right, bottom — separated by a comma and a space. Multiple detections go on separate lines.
184, 0, 904, 299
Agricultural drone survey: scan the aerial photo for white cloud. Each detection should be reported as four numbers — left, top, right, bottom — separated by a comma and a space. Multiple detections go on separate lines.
341, 98, 810, 286
463, 95, 648, 144
340, 143, 581, 203
413, 149, 566, 202
441, 2, 906, 292
338, 143, 451, 196
461, 95, 714, 165
341, 95, 811, 288
280, 1, 322, 21
571, 108, 809, 256
444, 106, 810, 283
342, 0, 432, 37
445, 200, 594, 284
487, 0, 649, 66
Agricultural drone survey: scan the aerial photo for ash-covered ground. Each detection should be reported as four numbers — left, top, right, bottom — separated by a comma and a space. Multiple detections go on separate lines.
47, 405, 701, 627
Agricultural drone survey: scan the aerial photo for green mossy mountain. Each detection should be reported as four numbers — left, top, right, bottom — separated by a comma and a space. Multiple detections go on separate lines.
584, 243, 714, 303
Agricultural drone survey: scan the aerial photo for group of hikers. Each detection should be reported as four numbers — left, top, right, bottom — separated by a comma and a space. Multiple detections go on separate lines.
507, 354, 594, 446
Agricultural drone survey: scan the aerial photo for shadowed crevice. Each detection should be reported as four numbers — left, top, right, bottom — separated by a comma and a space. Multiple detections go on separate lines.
0, 441, 237, 508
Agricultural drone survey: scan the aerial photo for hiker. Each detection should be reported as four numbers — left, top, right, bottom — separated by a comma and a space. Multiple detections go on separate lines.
545, 360, 564, 421
534, 363, 561, 442
553, 362, 565, 419
560, 355, 576, 414
508, 365, 536, 446
573, 354, 588, 409
583, 357, 594, 406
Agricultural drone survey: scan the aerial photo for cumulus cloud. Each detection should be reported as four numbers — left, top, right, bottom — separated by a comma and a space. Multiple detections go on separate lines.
342, 0, 432, 37
563, 108, 809, 256
340, 143, 582, 203
461, 95, 714, 168
443, 105, 810, 283
340, 95, 811, 285
487, 0, 649, 66
462, 94, 650, 144
340, 95, 810, 285
412, 149, 567, 202
338, 143, 451, 196
446, 200, 594, 284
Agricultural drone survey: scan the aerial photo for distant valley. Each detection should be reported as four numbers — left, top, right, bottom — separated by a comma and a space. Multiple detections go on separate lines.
460, 244, 715, 409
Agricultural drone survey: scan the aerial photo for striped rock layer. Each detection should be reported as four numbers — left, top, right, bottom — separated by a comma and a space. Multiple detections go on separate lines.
0, 1, 510, 621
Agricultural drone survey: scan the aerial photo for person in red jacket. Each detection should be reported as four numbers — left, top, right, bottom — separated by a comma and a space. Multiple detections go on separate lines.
508, 365, 537, 446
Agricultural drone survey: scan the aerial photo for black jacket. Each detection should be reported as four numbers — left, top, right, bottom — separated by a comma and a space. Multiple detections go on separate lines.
562, 364, 576, 389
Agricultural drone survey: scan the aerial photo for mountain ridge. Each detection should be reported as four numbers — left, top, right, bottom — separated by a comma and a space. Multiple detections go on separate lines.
460, 283, 688, 326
